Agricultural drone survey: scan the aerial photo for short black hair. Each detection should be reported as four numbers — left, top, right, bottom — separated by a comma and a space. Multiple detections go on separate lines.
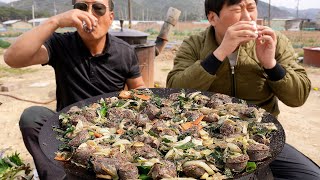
72, 0, 114, 11
205, 0, 258, 18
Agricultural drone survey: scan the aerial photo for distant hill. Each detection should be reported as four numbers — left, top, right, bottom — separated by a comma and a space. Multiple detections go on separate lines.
0, 0, 319, 21
279, 6, 320, 20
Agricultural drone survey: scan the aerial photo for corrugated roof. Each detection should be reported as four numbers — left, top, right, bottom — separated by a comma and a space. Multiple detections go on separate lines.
28, 18, 49, 23
3, 20, 21, 25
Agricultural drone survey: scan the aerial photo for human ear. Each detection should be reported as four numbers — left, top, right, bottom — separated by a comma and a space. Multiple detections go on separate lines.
109, 11, 114, 22
208, 11, 219, 26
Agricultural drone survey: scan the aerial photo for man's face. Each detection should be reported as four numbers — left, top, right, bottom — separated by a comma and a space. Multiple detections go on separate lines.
210, 0, 258, 41
75, 0, 114, 40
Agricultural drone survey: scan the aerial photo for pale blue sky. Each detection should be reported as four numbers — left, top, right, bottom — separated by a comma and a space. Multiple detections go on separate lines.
0, 0, 319, 10
259, 0, 319, 10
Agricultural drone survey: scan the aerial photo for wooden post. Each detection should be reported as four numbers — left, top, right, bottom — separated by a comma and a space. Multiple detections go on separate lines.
32, 4, 35, 27
155, 7, 181, 55
128, 0, 132, 29
268, 0, 271, 27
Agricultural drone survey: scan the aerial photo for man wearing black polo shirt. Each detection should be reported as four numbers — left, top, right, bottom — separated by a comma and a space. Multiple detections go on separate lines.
4, 0, 145, 179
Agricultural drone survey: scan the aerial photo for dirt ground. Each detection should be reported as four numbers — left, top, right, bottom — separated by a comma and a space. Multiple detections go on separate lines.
0, 48, 319, 171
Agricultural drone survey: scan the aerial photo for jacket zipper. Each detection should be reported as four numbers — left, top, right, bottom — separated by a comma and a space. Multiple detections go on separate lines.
231, 46, 242, 97
231, 66, 236, 97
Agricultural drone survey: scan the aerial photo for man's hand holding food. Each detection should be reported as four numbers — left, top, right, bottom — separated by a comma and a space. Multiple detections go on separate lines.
213, 21, 258, 61
255, 25, 277, 69
52, 9, 98, 32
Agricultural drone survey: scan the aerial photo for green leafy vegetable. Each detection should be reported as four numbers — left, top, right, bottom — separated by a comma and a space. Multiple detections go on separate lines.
224, 168, 234, 178
206, 147, 224, 168
176, 142, 195, 150
138, 166, 152, 180
148, 130, 158, 138
162, 138, 172, 143
112, 100, 126, 107
246, 162, 257, 173
0, 151, 32, 180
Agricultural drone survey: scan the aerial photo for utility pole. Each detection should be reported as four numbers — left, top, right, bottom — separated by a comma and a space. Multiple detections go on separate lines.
142, 9, 144, 21
184, 11, 187, 22
53, 0, 57, 16
147, 8, 149, 21
296, 0, 300, 18
32, 4, 35, 27
268, 0, 271, 27
128, 0, 132, 29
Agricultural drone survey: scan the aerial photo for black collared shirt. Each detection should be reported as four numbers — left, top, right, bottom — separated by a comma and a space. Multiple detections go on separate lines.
44, 32, 141, 111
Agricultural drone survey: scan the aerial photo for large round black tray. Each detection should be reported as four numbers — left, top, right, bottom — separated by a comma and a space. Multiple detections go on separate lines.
39, 88, 285, 179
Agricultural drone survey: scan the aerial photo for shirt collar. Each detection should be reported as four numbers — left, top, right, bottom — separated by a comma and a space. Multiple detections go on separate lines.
75, 32, 112, 57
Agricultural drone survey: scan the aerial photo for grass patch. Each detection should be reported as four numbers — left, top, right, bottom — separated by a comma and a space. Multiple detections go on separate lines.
0, 64, 37, 78
161, 68, 172, 72
0, 39, 10, 49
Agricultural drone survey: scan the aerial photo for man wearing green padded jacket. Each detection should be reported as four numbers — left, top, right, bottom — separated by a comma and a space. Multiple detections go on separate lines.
167, 0, 310, 117
167, 0, 319, 179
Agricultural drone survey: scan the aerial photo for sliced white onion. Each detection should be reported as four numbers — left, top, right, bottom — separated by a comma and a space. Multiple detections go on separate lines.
192, 138, 203, 146
162, 178, 197, 180
112, 139, 131, 147
200, 172, 209, 179
142, 158, 161, 167
121, 100, 135, 108
73, 120, 84, 134
188, 91, 202, 100
227, 143, 242, 153
183, 160, 215, 175
172, 136, 191, 147
206, 162, 220, 172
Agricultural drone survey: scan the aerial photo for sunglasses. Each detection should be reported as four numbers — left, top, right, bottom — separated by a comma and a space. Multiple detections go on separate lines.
73, 2, 107, 16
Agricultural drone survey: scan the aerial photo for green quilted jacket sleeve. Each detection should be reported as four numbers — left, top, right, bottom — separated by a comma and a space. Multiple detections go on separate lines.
267, 32, 311, 107
166, 32, 216, 91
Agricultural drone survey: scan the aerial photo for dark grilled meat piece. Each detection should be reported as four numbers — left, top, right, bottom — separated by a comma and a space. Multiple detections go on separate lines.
67, 106, 82, 114
148, 160, 177, 180
71, 145, 96, 167
118, 163, 139, 180
82, 109, 97, 123
134, 113, 150, 127
91, 157, 119, 179
135, 135, 160, 149
108, 107, 136, 121
131, 144, 160, 159
110, 147, 134, 163
203, 112, 219, 123
106, 108, 136, 128
184, 111, 203, 122
252, 134, 270, 145
151, 120, 176, 136
194, 95, 210, 106
240, 106, 259, 119
68, 130, 91, 147
161, 99, 174, 107
169, 93, 181, 101
159, 107, 175, 120
183, 165, 206, 179
68, 114, 88, 126
104, 120, 118, 128
142, 103, 160, 120
183, 125, 200, 138
207, 93, 232, 108
220, 121, 236, 137
247, 143, 270, 161
226, 154, 249, 172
